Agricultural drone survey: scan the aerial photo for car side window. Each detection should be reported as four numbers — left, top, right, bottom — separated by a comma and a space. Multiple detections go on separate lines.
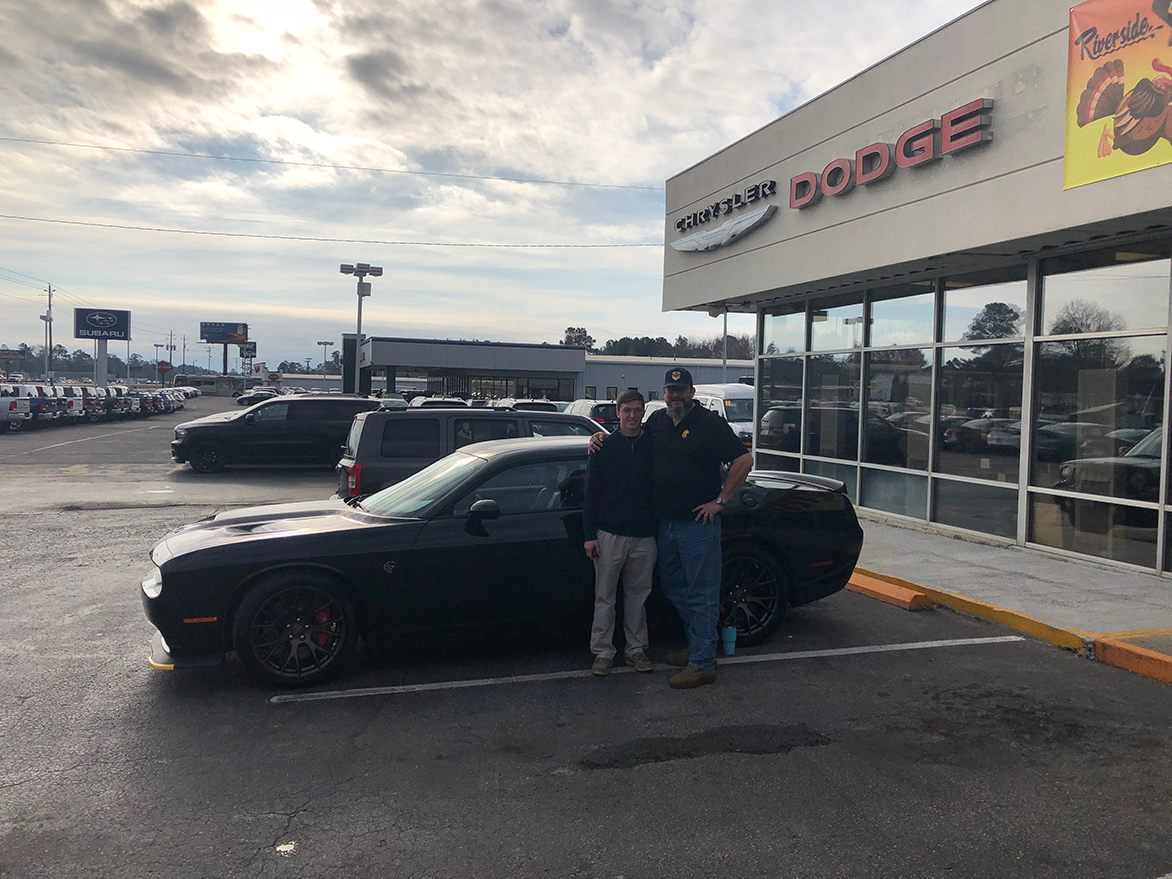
381, 419, 441, 458
451, 458, 588, 516
255, 402, 290, 423
453, 418, 520, 449
528, 420, 596, 437
287, 401, 334, 422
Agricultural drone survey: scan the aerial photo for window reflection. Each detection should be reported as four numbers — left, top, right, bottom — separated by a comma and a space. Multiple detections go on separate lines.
932, 479, 1017, 538
810, 302, 865, 351
1033, 335, 1166, 499
805, 353, 862, 460
865, 349, 932, 469
757, 358, 802, 453
861, 468, 927, 519
870, 289, 935, 347
1042, 257, 1171, 335
803, 458, 858, 502
943, 277, 1026, 343
935, 344, 1024, 483
1030, 493, 1157, 569
762, 310, 805, 354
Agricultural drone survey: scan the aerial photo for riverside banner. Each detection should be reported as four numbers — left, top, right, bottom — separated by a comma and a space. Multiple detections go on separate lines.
1064, 0, 1172, 189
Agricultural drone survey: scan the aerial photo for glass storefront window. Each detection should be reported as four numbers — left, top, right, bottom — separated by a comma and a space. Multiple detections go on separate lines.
943, 276, 1026, 343
1032, 335, 1166, 500
810, 302, 865, 351
756, 452, 800, 473
869, 289, 935, 347
803, 458, 857, 503
1041, 256, 1171, 336
865, 349, 933, 469
861, 468, 928, 519
932, 479, 1017, 539
1030, 493, 1157, 569
762, 310, 806, 355
757, 357, 803, 454
935, 344, 1024, 483
805, 353, 861, 460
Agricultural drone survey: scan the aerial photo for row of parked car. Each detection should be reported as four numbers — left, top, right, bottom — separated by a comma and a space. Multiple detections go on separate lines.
1, 382, 200, 431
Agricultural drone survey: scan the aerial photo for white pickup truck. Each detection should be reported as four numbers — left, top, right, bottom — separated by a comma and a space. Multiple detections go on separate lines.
1, 383, 32, 431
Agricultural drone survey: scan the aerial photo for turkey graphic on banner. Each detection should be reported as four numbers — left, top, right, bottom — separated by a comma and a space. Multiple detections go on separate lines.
1065, 0, 1172, 188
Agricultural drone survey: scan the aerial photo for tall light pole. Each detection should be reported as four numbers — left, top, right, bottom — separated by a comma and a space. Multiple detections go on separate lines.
339, 263, 382, 394
153, 343, 163, 384
206, 346, 213, 373
317, 340, 334, 376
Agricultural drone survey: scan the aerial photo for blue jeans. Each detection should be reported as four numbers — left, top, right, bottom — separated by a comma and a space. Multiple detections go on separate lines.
657, 518, 722, 671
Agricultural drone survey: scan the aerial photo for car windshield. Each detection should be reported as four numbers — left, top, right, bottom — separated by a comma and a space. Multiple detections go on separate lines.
361, 452, 487, 517
1125, 428, 1162, 458
723, 399, 755, 422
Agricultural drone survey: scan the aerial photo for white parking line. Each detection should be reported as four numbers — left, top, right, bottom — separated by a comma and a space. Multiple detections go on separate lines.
271, 635, 1025, 704
0, 425, 162, 459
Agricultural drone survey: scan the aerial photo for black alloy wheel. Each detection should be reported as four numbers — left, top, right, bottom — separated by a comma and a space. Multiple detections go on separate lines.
720, 546, 787, 646
233, 571, 357, 687
188, 440, 226, 474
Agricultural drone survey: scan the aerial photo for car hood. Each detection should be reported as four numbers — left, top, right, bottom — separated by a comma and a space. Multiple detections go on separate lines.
152, 498, 396, 565
729, 420, 754, 434
176, 411, 241, 429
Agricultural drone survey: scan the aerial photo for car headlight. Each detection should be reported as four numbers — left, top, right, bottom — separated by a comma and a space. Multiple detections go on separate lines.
175, 427, 187, 438
141, 566, 163, 599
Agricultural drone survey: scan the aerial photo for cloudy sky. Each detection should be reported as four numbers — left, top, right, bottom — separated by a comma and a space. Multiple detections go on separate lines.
0, 0, 983, 370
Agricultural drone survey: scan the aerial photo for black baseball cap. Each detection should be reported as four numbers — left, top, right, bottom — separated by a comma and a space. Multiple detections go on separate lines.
663, 367, 694, 389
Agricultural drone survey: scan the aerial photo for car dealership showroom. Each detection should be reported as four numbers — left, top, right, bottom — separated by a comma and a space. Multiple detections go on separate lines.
662, 0, 1172, 573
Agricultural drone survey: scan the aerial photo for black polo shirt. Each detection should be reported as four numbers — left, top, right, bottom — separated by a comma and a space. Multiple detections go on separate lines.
646, 404, 750, 521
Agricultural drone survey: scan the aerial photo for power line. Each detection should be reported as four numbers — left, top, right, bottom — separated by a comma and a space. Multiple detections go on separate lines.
0, 213, 663, 248
0, 136, 664, 192
0, 289, 44, 305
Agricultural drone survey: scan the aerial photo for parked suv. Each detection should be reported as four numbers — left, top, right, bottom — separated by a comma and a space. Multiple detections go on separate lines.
565, 399, 619, 432
172, 394, 381, 473
336, 408, 603, 497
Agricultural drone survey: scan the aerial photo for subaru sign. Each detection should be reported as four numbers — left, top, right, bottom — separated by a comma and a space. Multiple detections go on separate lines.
74, 308, 131, 340
200, 322, 249, 344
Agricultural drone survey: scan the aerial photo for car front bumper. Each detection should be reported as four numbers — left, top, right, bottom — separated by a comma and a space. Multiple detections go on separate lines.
170, 438, 190, 463
148, 629, 223, 671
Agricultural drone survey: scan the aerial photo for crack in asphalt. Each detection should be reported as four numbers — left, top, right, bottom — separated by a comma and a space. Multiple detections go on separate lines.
578, 723, 832, 770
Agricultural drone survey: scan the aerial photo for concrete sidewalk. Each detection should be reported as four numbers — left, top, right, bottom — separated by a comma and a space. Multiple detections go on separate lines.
853, 513, 1172, 682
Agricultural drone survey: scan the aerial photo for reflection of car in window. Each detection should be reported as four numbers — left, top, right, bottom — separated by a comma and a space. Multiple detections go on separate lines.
1054, 427, 1162, 505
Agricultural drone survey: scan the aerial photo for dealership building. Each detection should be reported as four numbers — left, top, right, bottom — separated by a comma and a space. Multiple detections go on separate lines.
663, 0, 1172, 572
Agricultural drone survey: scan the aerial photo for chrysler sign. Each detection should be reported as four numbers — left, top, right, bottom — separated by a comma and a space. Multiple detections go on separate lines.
74, 308, 131, 340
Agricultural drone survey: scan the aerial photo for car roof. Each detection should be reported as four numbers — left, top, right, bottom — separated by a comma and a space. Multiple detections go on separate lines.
455, 435, 590, 462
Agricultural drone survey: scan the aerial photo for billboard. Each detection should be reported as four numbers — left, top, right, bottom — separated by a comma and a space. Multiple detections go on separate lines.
238, 341, 257, 358
1064, 0, 1172, 189
74, 308, 131, 340
200, 322, 249, 343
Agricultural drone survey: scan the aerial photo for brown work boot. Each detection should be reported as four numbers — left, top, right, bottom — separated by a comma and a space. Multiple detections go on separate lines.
625, 651, 654, 673
669, 665, 716, 689
665, 648, 690, 668
591, 656, 613, 676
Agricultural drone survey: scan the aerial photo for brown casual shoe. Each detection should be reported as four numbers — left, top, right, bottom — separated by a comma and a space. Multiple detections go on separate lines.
591, 656, 613, 676
625, 651, 654, 673
665, 649, 691, 668
669, 665, 716, 689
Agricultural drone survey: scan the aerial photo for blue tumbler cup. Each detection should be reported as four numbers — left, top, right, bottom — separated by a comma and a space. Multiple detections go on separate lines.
721, 626, 737, 656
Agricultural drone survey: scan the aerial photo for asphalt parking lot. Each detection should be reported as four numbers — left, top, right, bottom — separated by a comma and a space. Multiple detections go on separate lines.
2, 399, 1172, 878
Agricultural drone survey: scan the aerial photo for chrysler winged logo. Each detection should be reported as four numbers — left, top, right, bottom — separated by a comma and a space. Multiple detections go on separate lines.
670, 205, 777, 253
86, 311, 118, 328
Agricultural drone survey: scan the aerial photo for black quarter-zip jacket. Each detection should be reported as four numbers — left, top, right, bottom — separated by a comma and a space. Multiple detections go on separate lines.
582, 428, 656, 541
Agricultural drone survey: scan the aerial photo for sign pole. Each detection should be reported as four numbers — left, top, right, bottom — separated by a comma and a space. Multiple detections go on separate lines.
222, 343, 228, 377
95, 339, 108, 389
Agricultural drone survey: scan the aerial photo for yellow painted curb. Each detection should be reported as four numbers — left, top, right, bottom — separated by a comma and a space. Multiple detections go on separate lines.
853, 567, 1095, 654
1095, 639, 1172, 684
1096, 627, 1172, 640
847, 572, 934, 611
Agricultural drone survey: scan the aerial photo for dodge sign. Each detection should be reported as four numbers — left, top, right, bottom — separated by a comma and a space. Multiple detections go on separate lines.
74, 308, 131, 341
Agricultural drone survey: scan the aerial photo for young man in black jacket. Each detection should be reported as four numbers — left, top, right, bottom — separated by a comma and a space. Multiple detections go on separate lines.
582, 389, 657, 676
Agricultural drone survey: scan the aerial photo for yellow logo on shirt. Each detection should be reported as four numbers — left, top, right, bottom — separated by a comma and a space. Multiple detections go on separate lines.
682, 430, 690, 438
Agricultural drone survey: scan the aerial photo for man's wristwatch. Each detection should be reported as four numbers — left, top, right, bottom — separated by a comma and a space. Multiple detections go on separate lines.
714, 496, 726, 507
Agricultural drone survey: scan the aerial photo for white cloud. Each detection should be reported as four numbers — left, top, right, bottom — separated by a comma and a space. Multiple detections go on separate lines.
0, 0, 984, 364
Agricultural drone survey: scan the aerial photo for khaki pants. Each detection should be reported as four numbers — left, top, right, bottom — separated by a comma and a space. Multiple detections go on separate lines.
590, 529, 656, 659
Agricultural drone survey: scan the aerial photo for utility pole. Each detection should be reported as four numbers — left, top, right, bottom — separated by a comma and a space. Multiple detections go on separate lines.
181, 334, 187, 378
165, 331, 176, 387
304, 357, 312, 372
39, 283, 54, 380
206, 346, 213, 373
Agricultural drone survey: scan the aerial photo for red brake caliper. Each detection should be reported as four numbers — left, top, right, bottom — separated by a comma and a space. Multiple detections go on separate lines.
312, 598, 334, 648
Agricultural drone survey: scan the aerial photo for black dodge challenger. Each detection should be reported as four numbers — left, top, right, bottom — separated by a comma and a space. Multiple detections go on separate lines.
142, 436, 863, 686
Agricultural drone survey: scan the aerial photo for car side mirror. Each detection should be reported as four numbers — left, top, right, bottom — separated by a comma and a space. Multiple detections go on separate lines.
244, 412, 256, 424
468, 498, 500, 520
